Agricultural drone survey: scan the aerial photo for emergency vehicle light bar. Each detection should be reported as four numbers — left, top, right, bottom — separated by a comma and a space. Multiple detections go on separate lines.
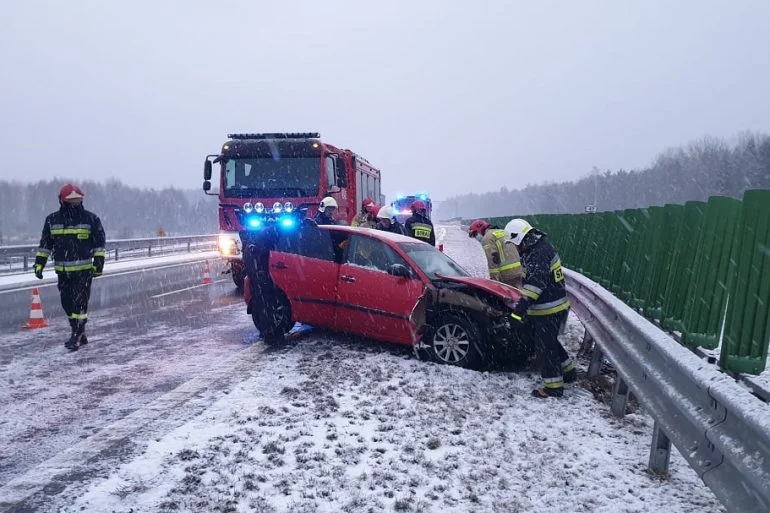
227, 132, 320, 140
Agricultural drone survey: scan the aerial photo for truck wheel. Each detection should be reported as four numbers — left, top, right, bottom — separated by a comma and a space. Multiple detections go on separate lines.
427, 311, 483, 369
231, 263, 245, 291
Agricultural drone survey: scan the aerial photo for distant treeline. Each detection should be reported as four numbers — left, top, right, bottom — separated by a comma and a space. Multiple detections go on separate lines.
434, 131, 770, 220
0, 179, 218, 244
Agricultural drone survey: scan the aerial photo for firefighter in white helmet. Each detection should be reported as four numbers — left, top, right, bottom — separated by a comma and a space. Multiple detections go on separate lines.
375, 205, 406, 235
315, 197, 338, 225
505, 218, 575, 398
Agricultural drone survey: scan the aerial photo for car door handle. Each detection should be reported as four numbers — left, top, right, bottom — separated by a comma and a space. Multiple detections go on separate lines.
271, 262, 289, 270
341, 275, 356, 283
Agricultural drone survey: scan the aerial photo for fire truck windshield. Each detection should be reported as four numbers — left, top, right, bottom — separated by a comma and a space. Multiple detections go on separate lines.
223, 157, 320, 198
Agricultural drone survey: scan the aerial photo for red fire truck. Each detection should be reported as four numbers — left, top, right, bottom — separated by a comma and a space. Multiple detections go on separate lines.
203, 132, 382, 289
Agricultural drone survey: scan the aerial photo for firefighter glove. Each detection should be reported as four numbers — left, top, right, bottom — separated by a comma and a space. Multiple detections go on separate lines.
511, 298, 529, 324
93, 256, 105, 277
34, 264, 44, 280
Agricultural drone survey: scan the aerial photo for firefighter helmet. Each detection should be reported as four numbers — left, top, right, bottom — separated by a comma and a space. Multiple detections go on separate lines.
411, 200, 427, 213
504, 218, 533, 246
319, 196, 338, 212
376, 205, 396, 220
468, 219, 490, 238
59, 184, 85, 203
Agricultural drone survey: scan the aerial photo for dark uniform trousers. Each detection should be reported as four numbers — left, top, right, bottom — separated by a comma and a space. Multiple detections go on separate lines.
529, 310, 569, 381
58, 271, 94, 333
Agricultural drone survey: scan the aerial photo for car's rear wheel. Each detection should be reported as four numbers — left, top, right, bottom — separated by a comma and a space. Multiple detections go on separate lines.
250, 291, 292, 346
425, 311, 483, 369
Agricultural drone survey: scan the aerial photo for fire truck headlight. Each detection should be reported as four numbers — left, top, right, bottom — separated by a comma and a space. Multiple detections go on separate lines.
283, 202, 294, 213
218, 234, 238, 255
254, 202, 265, 213
243, 202, 254, 213
272, 202, 283, 213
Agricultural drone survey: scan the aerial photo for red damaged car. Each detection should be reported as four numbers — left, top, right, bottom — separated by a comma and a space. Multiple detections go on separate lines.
243, 224, 529, 369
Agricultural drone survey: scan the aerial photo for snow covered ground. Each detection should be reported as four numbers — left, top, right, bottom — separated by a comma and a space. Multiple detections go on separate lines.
1, 226, 724, 512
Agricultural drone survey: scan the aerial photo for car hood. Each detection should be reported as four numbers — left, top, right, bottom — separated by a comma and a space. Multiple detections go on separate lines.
434, 274, 522, 302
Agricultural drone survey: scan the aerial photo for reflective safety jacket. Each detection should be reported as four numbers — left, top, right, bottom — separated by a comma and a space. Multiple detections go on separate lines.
351, 213, 377, 229
405, 213, 436, 246
482, 229, 523, 286
517, 234, 570, 316
35, 204, 106, 273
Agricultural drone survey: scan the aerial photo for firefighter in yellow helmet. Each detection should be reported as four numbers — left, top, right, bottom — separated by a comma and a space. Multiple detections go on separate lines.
468, 219, 524, 288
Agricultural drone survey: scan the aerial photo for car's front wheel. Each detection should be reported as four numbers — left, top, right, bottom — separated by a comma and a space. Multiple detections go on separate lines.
423, 311, 483, 369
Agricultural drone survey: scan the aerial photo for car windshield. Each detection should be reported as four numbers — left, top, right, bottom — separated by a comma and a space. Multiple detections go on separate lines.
224, 157, 320, 198
397, 242, 470, 280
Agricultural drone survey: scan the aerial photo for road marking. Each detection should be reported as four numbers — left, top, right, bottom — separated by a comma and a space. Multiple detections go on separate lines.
150, 280, 228, 299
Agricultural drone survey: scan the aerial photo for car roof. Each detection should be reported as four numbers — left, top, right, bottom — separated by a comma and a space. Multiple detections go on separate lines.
322, 225, 431, 246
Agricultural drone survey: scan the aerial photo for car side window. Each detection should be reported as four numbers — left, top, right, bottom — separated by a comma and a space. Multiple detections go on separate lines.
276, 221, 335, 262
345, 234, 412, 274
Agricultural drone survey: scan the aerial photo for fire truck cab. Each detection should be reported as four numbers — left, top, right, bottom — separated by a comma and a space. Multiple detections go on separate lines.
203, 132, 382, 290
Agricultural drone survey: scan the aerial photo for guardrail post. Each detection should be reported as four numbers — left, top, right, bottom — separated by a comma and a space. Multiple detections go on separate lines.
23, 255, 29, 271
588, 342, 604, 378
648, 421, 672, 475
610, 377, 629, 416
578, 331, 594, 357
115, 246, 120, 261
187, 241, 191, 252
148, 243, 152, 258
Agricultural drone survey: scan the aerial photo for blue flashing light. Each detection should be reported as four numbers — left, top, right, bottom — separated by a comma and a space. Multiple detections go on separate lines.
247, 217, 262, 228
396, 194, 405, 200
280, 216, 296, 229
418, 193, 429, 200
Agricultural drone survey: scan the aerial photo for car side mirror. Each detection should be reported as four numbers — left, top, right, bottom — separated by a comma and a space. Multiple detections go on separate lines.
204, 160, 212, 180
203, 180, 212, 192
388, 263, 412, 278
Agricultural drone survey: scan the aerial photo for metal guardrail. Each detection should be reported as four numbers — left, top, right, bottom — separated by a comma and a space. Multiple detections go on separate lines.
566, 268, 770, 513
0, 234, 218, 274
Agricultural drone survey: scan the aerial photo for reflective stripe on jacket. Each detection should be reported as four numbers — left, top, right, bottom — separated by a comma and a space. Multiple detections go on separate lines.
35, 204, 106, 274
482, 229, 523, 285
519, 236, 570, 316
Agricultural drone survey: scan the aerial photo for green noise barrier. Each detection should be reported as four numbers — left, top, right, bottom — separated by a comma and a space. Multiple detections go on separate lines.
471, 188, 770, 375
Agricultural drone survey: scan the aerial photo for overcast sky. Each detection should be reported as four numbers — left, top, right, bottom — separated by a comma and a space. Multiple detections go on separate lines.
2, 0, 769, 201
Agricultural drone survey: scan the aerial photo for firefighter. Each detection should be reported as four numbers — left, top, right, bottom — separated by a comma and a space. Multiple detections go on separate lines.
404, 200, 435, 246
314, 197, 338, 225
351, 197, 378, 228
375, 205, 406, 235
34, 184, 106, 351
468, 219, 524, 288
504, 218, 576, 398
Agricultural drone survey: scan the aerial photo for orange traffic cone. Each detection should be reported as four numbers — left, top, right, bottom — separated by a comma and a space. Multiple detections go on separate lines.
23, 288, 49, 329
202, 261, 213, 285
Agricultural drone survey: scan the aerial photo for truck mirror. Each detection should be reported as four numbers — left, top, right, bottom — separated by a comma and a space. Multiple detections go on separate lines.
204, 160, 212, 180
203, 180, 211, 192
335, 156, 347, 187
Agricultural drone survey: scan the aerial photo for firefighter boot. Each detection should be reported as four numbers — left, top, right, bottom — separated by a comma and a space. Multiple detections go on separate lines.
64, 319, 79, 351
75, 321, 88, 347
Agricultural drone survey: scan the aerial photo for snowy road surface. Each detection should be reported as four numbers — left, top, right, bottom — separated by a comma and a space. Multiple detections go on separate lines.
0, 226, 724, 512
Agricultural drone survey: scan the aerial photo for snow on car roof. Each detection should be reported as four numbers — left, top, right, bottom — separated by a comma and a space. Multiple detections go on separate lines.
323, 225, 432, 245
